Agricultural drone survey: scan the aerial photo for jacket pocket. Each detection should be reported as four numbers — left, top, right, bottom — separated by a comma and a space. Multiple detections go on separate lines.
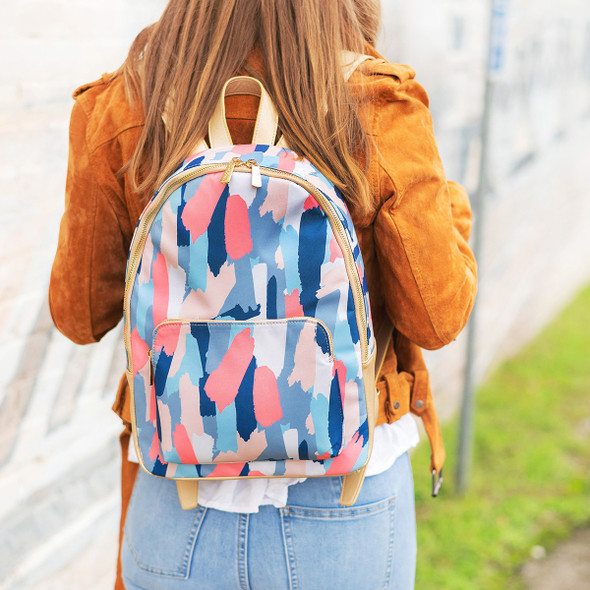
151, 318, 343, 465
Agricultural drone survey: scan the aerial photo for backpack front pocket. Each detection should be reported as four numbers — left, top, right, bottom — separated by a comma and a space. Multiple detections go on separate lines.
151, 318, 343, 466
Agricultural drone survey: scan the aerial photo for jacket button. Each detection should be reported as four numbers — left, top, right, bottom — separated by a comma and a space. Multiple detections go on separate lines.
393, 401, 400, 410
415, 400, 424, 409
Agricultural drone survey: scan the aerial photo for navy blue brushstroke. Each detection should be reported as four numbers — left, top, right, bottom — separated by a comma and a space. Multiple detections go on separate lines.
207, 187, 229, 276
235, 357, 257, 442
154, 350, 173, 398
192, 324, 216, 416
298, 208, 327, 317
176, 185, 191, 247
328, 376, 343, 456
219, 303, 261, 321
315, 324, 331, 356
356, 419, 369, 445
152, 456, 167, 477
185, 155, 206, 170
266, 275, 277, 319
298, 439, 309, 461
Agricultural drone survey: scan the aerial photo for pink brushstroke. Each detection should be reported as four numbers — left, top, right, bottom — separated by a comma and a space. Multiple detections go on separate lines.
325, 436, 364, 475
329, 235, 343, 262
138, 238, 154, 285
204, 329, 254, 412
304, 195, 319, 210
278, 150, 297, 173
179, 262, 236, 318
157, 402, 173, 453
232, 145, 256, 155
259, 177, 288, 222
131, 327, 149, 374
152, 253, 169, 328
225, 194, 252, 260
154, 322, 182, 356
317, 267, 347, 299
275, 246, 284, 269
149, 386, 157, 423
357, 262, 365, 285
234, 430, 268, 462
173, 424, 199, 464
285, 289, 304, 317
253, 367, 282, 426
148, 431, 162, 462
160, 202, 179, 268
333, 360, 347, 404
207, 462, 247, 478
305, 412, 315, 435
342, 380, 360, 443
181, 173, 226, 242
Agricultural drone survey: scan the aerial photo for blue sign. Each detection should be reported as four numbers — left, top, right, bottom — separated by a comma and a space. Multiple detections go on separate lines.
488, 0, 509, 74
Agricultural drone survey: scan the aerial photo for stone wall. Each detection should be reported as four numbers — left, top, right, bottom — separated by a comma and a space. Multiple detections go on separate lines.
1, 1, 589, 587
379, 0, 590, 411
0, 2, 165, 588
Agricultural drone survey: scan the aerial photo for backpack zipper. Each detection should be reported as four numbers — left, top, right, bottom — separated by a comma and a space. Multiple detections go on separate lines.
152, 316, 336, 362
124, 160, 369, 370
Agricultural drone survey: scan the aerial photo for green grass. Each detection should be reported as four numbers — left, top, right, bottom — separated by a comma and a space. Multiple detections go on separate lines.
413, 285, 590, 589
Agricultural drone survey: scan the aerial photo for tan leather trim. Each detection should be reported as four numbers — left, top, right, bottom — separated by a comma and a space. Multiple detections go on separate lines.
176, 480, 199, 510
340, 351, 377, 505
209, 76, 278, 148
340, 51, 373, 81
340, 465, 369, 506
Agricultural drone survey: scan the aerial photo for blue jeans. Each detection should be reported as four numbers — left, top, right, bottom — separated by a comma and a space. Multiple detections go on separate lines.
122, 452, 416, 590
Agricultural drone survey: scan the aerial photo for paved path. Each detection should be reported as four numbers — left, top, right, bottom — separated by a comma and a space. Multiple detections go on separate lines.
522, 527, 590, 590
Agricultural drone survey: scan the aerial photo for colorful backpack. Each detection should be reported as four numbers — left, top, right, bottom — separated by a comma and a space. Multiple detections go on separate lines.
124, 59, 389, 510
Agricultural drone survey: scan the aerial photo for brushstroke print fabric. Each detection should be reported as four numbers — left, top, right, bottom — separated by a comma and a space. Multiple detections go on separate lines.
125, 144, 375, 480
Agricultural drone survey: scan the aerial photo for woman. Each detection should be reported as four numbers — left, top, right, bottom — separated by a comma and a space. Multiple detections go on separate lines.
49, 1, 476, 588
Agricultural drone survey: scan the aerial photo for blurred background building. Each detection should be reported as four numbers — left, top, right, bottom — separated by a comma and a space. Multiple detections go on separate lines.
1, 0, 589, 587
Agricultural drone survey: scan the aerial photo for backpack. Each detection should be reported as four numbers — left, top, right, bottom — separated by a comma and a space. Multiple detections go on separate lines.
123, 58, 391, 510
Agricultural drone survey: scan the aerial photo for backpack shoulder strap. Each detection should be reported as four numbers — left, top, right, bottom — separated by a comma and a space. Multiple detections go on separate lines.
340, 50, 373, 81
276, 51, 373, 149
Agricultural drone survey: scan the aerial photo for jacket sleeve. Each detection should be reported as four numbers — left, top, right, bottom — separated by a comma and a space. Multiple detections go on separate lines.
373, 76, 477, 350
49, 100, 130, 344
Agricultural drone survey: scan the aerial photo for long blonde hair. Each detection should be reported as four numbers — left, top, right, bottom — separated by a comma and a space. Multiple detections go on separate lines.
122, 0, 381, 214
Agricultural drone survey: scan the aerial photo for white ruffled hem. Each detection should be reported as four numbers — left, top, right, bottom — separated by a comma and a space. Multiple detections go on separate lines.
128, 414, 419, 513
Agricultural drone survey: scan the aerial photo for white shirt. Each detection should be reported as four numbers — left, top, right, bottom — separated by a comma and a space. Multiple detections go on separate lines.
129, 414, 419, 513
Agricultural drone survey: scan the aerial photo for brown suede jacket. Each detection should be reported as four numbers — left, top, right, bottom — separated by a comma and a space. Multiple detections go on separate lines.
49, 50, 477, 474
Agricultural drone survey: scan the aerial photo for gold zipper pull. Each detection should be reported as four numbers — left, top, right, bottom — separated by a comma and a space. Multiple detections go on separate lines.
147, 350, 153, 386
221, 157, 242, 184
247, 159, 262, 188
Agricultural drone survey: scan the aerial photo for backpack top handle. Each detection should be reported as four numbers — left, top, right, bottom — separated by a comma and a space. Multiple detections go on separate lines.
208, 76, 279, 149
207, 52, 372, 151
